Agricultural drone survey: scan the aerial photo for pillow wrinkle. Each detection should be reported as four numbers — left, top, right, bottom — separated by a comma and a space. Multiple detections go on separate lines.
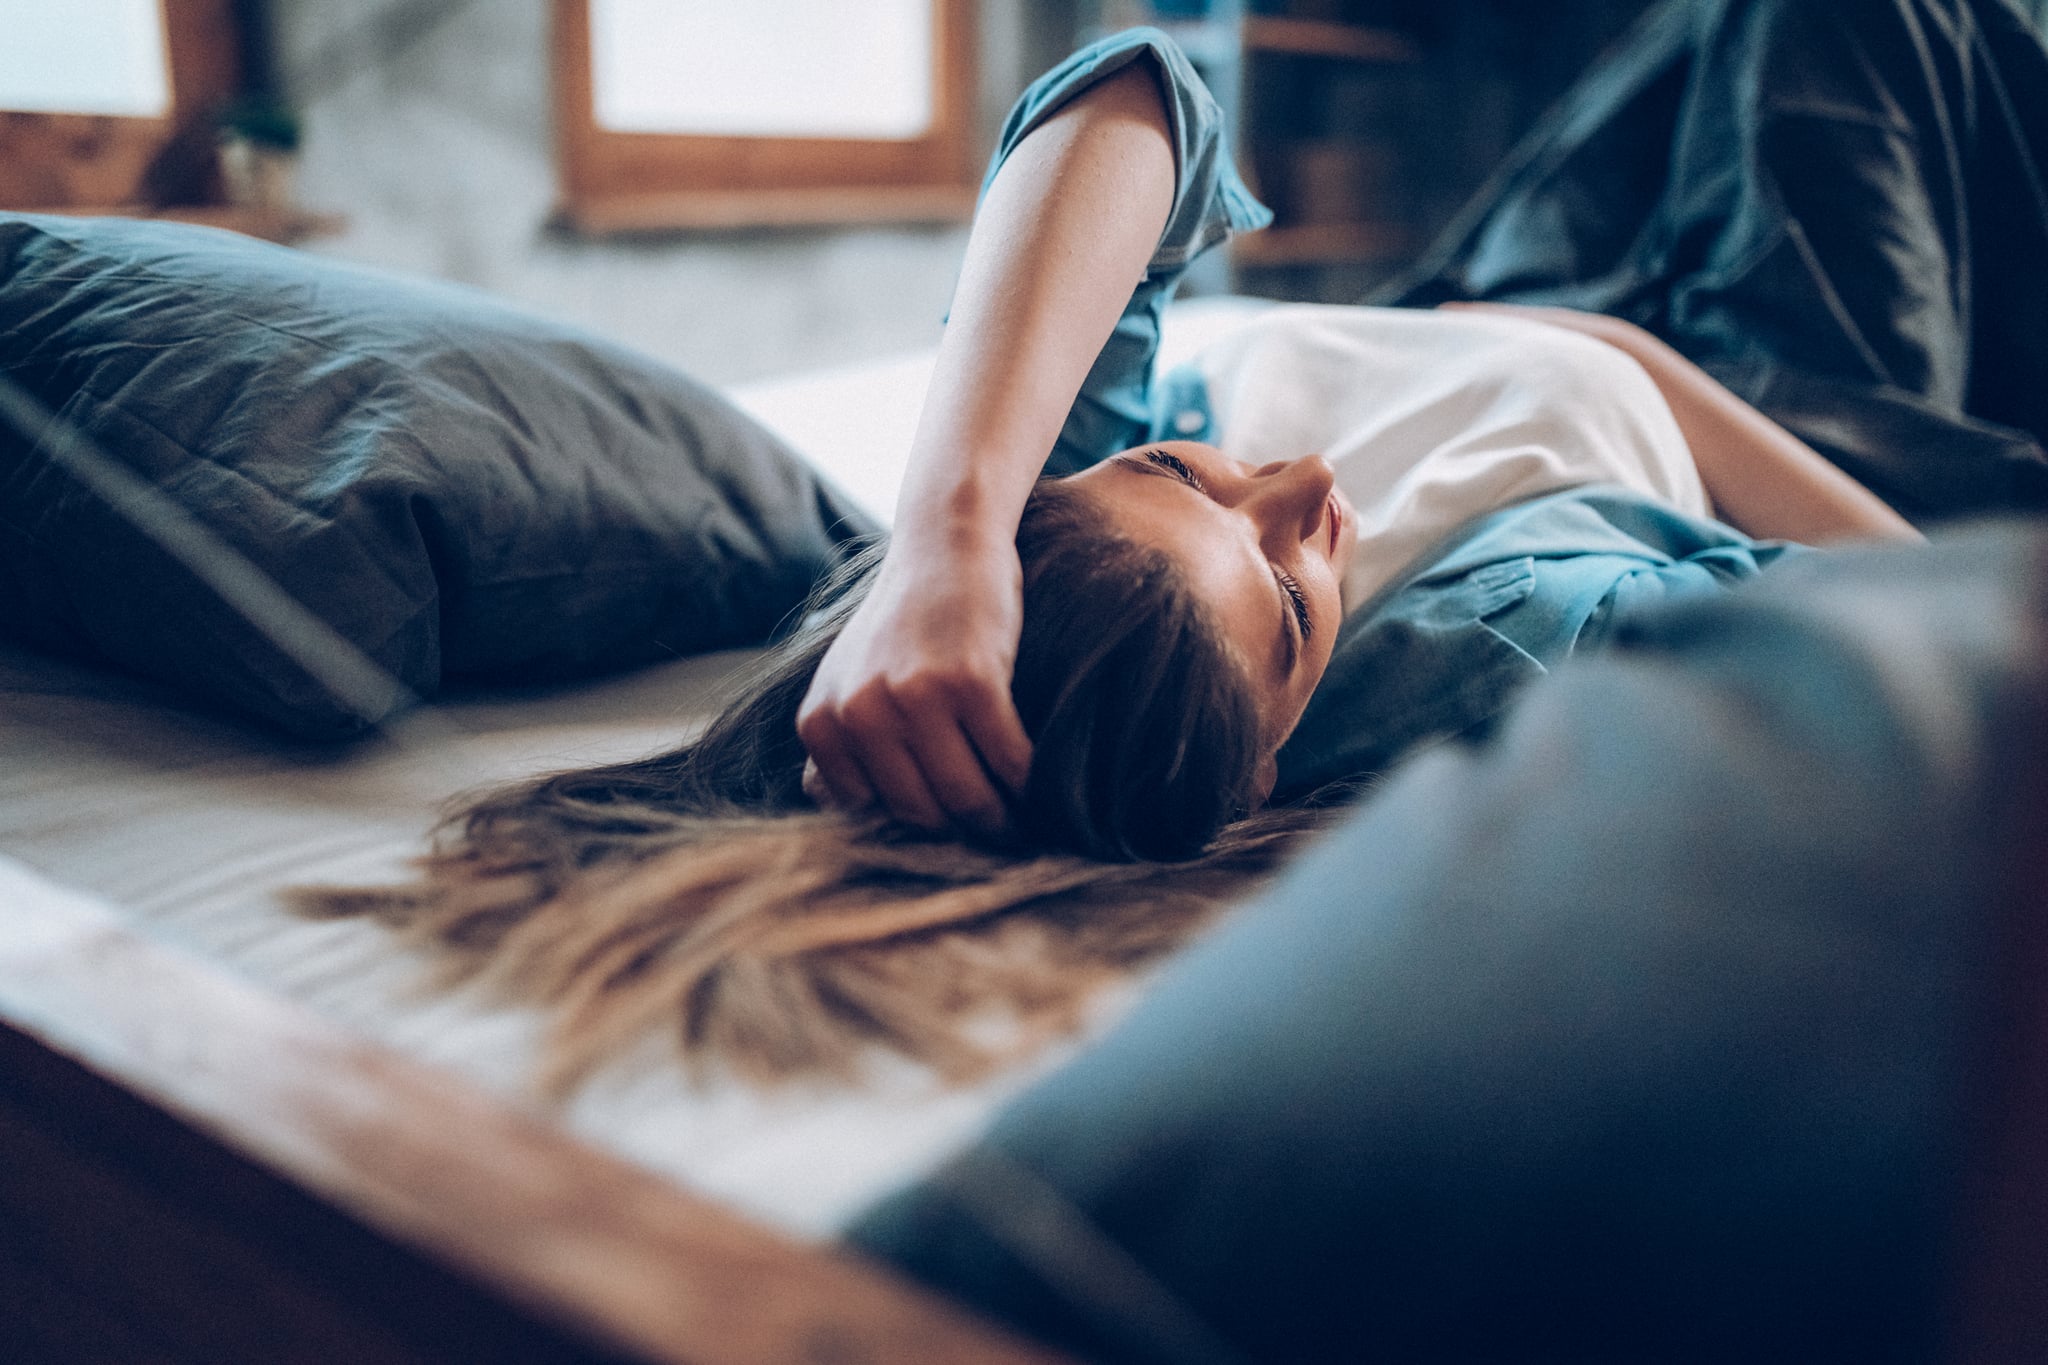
53, 371, 403, 562
0, 213, 876, 736
54, 401, 447, 649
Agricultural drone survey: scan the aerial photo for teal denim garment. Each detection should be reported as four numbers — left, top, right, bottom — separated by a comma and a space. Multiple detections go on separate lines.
1274, 489, 1807, 799
983, 28, 1269, 475
991, 31, 1805, 798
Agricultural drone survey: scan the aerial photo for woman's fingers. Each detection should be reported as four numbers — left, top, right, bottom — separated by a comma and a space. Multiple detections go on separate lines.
795, 538, 1030, 833
843, 707, 952, 830
801, 754, 871, 813
799, 676, 1032, 833
796, 717, 878, 813
804, 687, 949, 828
956, 684, 1035, 799
895, 687, 1026, 836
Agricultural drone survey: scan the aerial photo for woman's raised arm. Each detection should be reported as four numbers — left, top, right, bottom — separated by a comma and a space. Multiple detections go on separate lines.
796, 62, 1177, 833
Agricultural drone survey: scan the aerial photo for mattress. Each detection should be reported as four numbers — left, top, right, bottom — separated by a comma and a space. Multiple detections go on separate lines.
0, 295, 1275, 1240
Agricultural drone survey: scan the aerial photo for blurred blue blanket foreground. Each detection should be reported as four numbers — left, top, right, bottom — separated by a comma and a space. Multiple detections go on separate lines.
848, 516, 2048, 1365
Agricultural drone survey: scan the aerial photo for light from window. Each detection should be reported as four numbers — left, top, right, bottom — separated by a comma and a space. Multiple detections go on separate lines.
0, 0, 171, 117
590, 0, 934, 140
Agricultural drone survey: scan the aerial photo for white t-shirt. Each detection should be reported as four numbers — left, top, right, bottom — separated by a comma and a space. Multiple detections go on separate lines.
1190, 304, 1712, 605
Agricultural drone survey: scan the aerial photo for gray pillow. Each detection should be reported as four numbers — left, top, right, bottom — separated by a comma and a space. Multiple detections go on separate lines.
0, 213, 875, 738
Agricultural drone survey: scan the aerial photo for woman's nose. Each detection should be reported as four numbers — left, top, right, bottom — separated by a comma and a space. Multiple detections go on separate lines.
1244, 455, 1336, 543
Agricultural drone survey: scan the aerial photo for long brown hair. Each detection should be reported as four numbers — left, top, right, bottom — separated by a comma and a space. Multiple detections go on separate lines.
298, 479, 1326, 1091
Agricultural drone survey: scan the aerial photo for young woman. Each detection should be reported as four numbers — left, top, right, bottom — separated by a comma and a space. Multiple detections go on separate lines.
795, 23, 1923, 833
304, 37, 1343, 1096
313, 5, 2027, 1091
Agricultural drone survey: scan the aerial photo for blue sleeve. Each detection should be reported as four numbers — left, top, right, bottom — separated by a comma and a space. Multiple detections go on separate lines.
1274, 488, 1807, 798
1473, 492, 1809, 664
981, 29, 1271, 475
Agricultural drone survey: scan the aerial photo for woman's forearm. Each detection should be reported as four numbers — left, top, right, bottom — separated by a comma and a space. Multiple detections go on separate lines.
1444, 303, 1921, 545
794, 62, 1178, 831
1627, 341, 1923, 546
891, 61, 1176, 556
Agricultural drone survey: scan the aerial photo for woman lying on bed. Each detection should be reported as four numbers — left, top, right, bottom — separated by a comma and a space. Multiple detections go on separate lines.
312, 17, 1971, 1093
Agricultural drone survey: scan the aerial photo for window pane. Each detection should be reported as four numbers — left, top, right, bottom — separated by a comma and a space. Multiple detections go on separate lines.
0, 0, 170, 117
591, 0, 934, 140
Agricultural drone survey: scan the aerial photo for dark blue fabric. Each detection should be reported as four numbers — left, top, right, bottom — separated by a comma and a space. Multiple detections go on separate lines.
0, 214, 875, 738
1382, 0, 2048, 523
846, 523, 2048, 1363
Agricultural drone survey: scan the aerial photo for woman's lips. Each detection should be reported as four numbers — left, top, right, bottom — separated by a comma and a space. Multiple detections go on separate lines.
1324, 493, 1343, 555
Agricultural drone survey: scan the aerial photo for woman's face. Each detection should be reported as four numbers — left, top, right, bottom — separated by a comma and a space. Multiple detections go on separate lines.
1062, 442, 1357, 795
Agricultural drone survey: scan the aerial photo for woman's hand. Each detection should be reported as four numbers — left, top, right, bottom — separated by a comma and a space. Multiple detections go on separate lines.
796, 533, 1034, 835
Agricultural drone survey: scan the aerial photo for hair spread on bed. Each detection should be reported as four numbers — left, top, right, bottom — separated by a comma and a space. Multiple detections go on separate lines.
294, 479, 1324, 1091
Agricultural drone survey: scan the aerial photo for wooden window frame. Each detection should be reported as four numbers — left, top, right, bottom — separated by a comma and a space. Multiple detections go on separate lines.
551, 0, 979, 235
0, 0, 241, 212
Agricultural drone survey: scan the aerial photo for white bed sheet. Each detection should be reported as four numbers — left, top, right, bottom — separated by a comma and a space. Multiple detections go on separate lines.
0, 296, 1275, 1239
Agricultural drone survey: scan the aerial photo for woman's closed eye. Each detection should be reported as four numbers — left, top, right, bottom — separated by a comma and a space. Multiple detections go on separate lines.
1140, 447, 1205, 491
1275, 569, 1312, 642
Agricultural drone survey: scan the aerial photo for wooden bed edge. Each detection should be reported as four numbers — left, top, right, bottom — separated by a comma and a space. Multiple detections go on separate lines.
0, 858, 1070, 1365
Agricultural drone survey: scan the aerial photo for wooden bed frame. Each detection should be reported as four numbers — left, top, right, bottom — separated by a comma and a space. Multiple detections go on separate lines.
0, 868, 1066, 1364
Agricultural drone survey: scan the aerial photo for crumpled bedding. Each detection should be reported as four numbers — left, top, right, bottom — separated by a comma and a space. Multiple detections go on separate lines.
1383, 0, 2048, 524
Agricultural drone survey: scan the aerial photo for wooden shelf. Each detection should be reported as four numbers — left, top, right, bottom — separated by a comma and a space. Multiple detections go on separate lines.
1233, 219, 1415, 267
15, 204, 345, 245
1239, 16, 1423, 64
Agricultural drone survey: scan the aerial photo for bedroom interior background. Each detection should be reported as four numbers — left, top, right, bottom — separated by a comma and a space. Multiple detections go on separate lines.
10, 3, 2046, 1360
266, 0, 1071, 386
2, 0, 1708, 386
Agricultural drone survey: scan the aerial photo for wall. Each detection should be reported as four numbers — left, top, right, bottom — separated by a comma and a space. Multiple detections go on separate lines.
268, 0, 1072, 385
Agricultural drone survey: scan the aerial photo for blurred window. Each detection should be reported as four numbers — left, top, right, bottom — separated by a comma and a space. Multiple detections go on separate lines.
0, 0, 170, 117
553, 0, 977, 233
0, 0, 241, 211
591, 0, 934, 139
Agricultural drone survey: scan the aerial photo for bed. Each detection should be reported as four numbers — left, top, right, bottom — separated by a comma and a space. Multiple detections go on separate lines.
5, 204, 2045, 1361
0, 208, 1274, 1362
